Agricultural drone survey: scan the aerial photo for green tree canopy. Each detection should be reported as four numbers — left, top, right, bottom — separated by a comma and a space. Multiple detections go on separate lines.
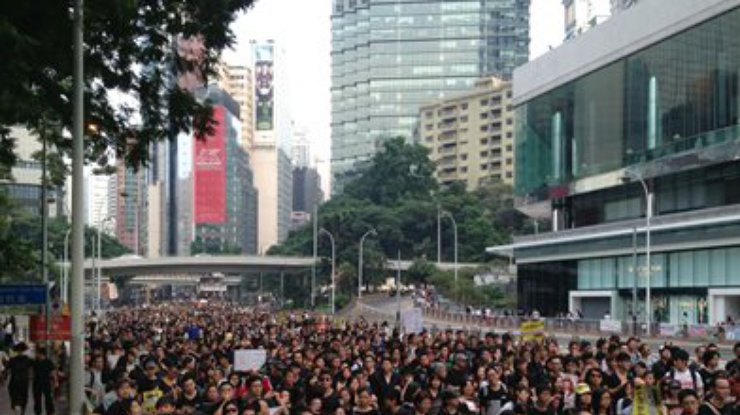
1, 0, 256, 175
269, 138, 522, 299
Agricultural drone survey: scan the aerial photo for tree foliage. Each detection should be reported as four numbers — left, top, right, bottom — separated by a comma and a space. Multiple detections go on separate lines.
269, 138, 527, 299
0, 189, 131, 283
190, 236, 242, 255
0, 0, 256, 174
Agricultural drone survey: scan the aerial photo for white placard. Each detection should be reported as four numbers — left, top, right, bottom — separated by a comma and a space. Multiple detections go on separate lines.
234, 349, 267, 372
401, 308, 423, 334
599, 319, 622, 333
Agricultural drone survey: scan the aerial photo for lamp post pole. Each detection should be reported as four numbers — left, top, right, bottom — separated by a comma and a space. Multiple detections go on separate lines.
63, 229, 71, 304
312, 203, 318, 308
319, 228, 336, 314
358, 228, 377, 300
437, 205, 441, 265
70, 0, 86, 410
624, 171, 652, 335
440, 211, 458, 286
97, 217, 113, 313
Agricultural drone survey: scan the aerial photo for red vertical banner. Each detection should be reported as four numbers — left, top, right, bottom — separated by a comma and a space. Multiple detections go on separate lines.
30, 315, 71, 341
194, 106, 227, 224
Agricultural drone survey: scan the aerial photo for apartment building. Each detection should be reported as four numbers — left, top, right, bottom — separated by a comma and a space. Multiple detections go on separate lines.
418, 77, 515, 190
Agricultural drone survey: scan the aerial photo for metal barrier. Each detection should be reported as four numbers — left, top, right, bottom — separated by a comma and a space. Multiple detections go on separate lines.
420, 308, 725, 341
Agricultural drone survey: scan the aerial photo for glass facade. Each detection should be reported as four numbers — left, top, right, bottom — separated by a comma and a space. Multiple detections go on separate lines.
515, 7, 740, 201
332, 0, 530, 191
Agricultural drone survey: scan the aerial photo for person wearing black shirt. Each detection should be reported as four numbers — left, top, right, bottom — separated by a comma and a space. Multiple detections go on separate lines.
370, 359, 401, 401
7, 343, 32, 415
479, 367, 508, 415
528, 384, 556, 415
698, 377, 732, 415
32, 348, 56, 415
177, 375, 201, 414
446, 354, 470, 390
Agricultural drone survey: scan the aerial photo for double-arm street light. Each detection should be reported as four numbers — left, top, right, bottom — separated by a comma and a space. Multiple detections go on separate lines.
439, 210, 459, 285
358, 228, 377, 300
319, 228, 336, 314
622, 170, 653, 335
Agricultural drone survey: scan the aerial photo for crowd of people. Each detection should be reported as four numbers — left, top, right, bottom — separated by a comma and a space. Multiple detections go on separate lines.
2, 302, 740, 415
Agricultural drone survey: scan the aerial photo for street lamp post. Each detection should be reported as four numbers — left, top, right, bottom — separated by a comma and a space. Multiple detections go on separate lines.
319, 228, 336, 314
440, 211, 458, 286
97, 217, 114, 313
358, 228, 377, 300
623, 171, 652, 335
63, 229, 71, 303
70, 0, 86, 410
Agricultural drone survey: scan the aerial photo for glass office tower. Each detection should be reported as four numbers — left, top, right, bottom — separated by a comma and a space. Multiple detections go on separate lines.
331, 0, 530, 193
504, 0, 740, 326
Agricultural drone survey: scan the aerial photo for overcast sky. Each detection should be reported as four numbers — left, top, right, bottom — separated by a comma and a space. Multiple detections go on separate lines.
225, 0, 564, 189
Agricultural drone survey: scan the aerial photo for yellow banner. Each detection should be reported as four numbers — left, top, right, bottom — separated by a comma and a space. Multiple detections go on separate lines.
520, 320, 545, 341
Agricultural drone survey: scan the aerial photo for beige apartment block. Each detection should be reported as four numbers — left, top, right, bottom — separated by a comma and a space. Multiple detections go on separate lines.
419, 77, 515, 191
218, 64, 255, 150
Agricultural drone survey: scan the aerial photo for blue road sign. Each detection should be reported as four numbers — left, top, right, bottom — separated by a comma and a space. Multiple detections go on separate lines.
0, 284, 47, 306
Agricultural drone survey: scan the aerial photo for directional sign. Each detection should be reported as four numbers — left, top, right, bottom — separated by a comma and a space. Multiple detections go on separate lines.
0, 284, 47, 306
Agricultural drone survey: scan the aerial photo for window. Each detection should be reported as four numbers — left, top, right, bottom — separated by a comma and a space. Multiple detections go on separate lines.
460, 154, 468, 161
506, 118, 513, 125
506, 145, 513, 152
480, 138, 488, 145
480, 99, 488, 106
460, 116, 468, 123
480, 113, 488, 120
460, 166, 468, 173
506, 172, 513, 178
481, 164, 489, 170
506, 158, 513, 165
480, 125, 488, 132
425, 124, 433, 131
425, 111, 433, 118
461, 103, 468, 110
426, 136, 434, 142
480, 151, 489, 157
506, 132, 513, 138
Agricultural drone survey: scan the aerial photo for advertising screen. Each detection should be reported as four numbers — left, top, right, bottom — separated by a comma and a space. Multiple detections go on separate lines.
254, 44, 274, 131
194, 106, 227, 224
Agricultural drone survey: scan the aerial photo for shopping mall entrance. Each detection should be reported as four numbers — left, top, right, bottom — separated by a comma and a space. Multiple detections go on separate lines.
709, 288, 740, 325
569, 290, 617, 320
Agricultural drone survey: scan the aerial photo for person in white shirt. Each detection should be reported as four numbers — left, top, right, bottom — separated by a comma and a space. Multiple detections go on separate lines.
666, 349, 703, 398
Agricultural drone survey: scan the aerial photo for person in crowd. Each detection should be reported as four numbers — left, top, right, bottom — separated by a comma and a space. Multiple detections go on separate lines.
13, 302, 740, 415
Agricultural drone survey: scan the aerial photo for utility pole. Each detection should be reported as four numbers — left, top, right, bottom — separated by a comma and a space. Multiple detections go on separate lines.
632, 226, 638, 336
436, 205, 441, 265
312, 203, 318, 308
396, 250, 402, 326
40, 130, 50, 349
70, 0, 86, 411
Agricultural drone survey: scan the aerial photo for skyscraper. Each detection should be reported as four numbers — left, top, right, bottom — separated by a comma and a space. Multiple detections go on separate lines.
250, 40, 293, 253
330, 0, 530, 193
218, 64, 255, 150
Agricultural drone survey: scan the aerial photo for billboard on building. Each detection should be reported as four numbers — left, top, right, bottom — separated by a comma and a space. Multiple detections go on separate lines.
254, 43, 274, 131
194, 106, 227, 224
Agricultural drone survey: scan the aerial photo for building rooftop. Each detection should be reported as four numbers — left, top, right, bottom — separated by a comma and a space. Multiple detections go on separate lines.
513, 0, 740, 105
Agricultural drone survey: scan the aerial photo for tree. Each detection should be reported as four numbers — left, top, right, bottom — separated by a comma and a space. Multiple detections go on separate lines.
344, 137, 437, 205
0, 190, 131, 283
0, 190, 37, 282
1, 0, 256, 174
190, 236, 242, 255
270, 138, 517, 300
406, 258, 436, 287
